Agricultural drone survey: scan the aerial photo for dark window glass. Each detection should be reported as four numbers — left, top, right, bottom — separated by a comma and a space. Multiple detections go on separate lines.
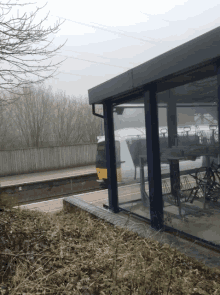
96, 141, 121, 168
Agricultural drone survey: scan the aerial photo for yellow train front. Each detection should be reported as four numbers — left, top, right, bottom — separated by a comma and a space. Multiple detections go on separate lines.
95, 128, 161, 189
96, 139, 122, 189
95, 127, 150, 189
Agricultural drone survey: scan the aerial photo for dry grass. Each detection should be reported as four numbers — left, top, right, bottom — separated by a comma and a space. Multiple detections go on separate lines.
0, 196, 220, 294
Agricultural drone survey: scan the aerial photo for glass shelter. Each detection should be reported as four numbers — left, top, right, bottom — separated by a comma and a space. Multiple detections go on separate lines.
89, 27, 220, 251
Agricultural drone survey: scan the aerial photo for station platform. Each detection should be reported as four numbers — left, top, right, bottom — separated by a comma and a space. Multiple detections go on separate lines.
0, 165, 96, 188
0, 156, 203, 188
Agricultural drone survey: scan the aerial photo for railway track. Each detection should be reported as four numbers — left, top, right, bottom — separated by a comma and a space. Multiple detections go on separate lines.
0, 173, 101, 206
0, 174, 139, 207
15, 186, 102, 206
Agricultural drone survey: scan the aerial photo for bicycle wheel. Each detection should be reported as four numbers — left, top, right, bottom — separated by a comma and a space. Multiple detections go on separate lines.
195, 167, 215, 188
212, 162, 220, 184
207, 183, 220, 202
188, 186, 204, 203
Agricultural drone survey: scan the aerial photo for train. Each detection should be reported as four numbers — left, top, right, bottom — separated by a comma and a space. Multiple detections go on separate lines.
95, 124, 219, 189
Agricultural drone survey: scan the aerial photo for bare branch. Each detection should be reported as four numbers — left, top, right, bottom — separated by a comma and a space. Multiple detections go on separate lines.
0, 1, 67, 100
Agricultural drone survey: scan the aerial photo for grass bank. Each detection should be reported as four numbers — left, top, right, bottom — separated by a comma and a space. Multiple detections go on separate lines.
0, 203, 220, 294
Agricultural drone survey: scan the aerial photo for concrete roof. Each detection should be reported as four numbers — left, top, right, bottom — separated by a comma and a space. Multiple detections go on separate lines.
88, 26, 220, 105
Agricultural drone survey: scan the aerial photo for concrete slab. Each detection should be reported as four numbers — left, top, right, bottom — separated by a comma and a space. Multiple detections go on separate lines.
164, 202, 172, 207
164, 205, 181, 215
185, 200, 205, 209
74, 189, 107, 204
14, 197, 64, 213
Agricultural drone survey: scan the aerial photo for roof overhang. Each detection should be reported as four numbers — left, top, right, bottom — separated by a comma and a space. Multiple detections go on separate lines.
88, 26, 220, 106
113, 102, 218, 109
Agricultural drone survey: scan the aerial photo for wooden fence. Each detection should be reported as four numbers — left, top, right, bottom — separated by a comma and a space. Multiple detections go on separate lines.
0, 143, 97, 177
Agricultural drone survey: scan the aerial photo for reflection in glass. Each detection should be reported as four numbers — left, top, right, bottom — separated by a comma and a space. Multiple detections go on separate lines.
96, 77, 220, 247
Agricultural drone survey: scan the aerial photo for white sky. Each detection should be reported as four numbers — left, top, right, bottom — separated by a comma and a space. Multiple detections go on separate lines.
17, 0, 220, 101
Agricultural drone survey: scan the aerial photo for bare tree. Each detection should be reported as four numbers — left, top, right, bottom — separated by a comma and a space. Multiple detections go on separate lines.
0, 0, 66, 103
51, 93, 86, 145
0, 104, 18, 149
51, 95, 103, 145
1, 86, 104, 149
10, 85, 54, 147
80, 103, 103, 143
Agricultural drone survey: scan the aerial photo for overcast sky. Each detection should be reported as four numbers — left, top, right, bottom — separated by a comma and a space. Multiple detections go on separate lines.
19, 0, 220, 101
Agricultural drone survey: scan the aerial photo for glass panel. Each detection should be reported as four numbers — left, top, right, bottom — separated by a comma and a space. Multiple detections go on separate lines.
107, 76, 220, 248
112, 98, 171, 221
98, 75, 220, 248
113, 100, 148, 217
162, 76, 220, 247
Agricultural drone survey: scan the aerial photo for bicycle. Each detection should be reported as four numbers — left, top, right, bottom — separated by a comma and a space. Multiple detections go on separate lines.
188, 160, 220, 204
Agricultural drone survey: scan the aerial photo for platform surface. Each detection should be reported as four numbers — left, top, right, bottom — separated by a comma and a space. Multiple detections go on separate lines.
0, 165, 96, 187
0, 156, 204, 188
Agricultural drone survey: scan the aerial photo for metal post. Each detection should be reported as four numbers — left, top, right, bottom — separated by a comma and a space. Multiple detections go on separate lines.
139, 155, 149, 207
144, 87, 164, 231
217, 62, 220, 165
205, 155, 210, 168
212, 130, 215, 144
174, 135, 178, 147
103, 101, 119, 213
167, 91, 180, 199
101, 116, 104, 136
140, 156, 145, 196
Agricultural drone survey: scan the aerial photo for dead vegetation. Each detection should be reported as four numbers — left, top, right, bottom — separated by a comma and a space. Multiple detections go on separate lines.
0, 201, 220, 295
